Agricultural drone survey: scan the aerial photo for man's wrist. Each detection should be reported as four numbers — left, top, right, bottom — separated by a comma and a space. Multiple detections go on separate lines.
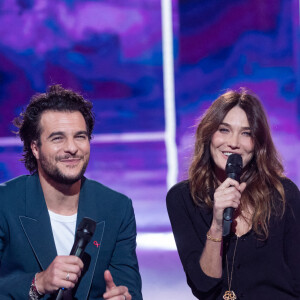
29, 273, 43, 300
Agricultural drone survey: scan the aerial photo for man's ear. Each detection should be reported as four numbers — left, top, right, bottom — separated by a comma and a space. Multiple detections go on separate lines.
31, 140, 39, 160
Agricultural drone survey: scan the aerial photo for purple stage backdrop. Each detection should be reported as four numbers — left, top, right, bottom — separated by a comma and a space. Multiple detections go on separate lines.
0, 0, 299, 299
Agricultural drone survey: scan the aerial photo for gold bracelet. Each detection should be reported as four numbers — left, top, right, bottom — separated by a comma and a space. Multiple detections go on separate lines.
206, 233, 222, 242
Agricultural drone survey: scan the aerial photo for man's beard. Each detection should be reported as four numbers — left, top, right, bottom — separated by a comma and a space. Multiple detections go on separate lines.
39, 153, 89, 185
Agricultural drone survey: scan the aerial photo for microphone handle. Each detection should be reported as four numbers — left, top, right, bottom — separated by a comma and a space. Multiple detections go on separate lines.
56, 289, 64, 300
222, 172, 240, 237
223, 207, 234, 221
55, 217, 96, 300
55, 244, 84, 300
223, 207, 234, 237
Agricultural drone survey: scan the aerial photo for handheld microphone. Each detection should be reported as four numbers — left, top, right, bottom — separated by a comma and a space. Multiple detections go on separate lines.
56, 217, 97, 300
222, 154, 242, 237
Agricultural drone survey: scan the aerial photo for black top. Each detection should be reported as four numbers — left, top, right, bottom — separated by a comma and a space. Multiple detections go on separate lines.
166, 178, 300, 299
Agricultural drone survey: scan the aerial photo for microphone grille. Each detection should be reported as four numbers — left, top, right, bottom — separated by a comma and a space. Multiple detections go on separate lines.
225, 153, 242, 175
77, 217, 97, 242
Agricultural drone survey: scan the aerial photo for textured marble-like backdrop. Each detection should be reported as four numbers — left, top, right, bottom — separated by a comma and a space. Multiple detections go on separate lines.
0, 0, 299, 299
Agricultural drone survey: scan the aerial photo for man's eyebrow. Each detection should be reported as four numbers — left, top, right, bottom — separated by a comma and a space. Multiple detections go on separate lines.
75, 131, 88, 135
48, 131, 65, 139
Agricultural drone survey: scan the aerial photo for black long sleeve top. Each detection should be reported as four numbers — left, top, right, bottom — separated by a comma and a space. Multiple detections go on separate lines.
166, 178, 300, 300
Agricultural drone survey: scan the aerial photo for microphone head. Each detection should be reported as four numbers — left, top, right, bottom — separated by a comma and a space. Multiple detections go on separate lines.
70, 217, 96, 257
225, 153, 242, 178
76, 217, 97, 244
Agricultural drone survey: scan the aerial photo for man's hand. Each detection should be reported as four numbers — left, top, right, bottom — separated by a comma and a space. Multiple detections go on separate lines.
103, 270, 132, 300
35, 255, 84, 295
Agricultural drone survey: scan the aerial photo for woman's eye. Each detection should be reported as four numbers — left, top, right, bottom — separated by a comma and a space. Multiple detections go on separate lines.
219, 128, 229, 133
242, 131, 252, 136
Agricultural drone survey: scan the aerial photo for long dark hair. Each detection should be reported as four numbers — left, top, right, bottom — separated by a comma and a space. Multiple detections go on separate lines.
13, 84, 95, 173
189, 88, 285, 239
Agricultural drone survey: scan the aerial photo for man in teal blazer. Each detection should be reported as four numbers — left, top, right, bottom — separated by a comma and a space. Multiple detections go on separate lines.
0, 85, 142, 300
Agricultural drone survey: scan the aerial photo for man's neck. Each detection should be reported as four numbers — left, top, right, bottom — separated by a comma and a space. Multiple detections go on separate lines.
38, 172, 81, 216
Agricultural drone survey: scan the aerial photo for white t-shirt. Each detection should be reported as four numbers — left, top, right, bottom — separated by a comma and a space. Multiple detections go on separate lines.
48, 210, 77, 256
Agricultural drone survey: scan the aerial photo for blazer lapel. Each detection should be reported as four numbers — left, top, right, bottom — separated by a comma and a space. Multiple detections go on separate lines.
19, 174, 57, 270
74, 220, 105, 300
74, 178, 106, 300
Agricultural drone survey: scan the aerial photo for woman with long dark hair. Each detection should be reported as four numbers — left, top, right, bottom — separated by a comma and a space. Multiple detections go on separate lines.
167, 89, 300, 299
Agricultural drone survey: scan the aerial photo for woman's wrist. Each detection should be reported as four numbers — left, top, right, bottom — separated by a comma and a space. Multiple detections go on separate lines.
206, 232, 222, 242
209, 222, 223, 236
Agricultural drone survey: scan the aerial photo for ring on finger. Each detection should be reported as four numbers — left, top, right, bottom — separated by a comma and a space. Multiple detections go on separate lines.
66, 272, 70, 281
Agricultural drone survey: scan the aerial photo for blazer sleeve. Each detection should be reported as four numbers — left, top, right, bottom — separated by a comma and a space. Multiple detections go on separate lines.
0, 204, 35, 299
108, 198, 143, 300
166, 182, 223, 299
282, 179, 300, 296
0, 271, 34, 299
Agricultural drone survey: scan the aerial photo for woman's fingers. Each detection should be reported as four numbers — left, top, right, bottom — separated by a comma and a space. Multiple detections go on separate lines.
212, 179, 247, 226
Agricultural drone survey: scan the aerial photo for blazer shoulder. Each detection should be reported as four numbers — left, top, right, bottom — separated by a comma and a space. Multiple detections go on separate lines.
0, 175, 30, 212
0, 174, 28, 186
0, 175, 28, 196
82, 178, 131, 204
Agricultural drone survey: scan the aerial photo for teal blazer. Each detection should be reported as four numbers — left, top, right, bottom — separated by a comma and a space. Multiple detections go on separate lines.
0, 173, 142, 299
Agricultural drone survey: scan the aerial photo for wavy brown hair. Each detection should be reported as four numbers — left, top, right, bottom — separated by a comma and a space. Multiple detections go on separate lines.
13, 84, 95, 173
189, 88, 285, 239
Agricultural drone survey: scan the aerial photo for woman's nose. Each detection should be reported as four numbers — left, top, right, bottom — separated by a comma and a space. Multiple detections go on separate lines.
227, 133, 240, 149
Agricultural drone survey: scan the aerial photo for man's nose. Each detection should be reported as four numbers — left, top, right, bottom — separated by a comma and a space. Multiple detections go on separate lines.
64, 138, 78, 154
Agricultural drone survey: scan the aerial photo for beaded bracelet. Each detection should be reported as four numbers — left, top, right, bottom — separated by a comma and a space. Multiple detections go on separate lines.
29, 273, 43, 300
206, 233, 222, 242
